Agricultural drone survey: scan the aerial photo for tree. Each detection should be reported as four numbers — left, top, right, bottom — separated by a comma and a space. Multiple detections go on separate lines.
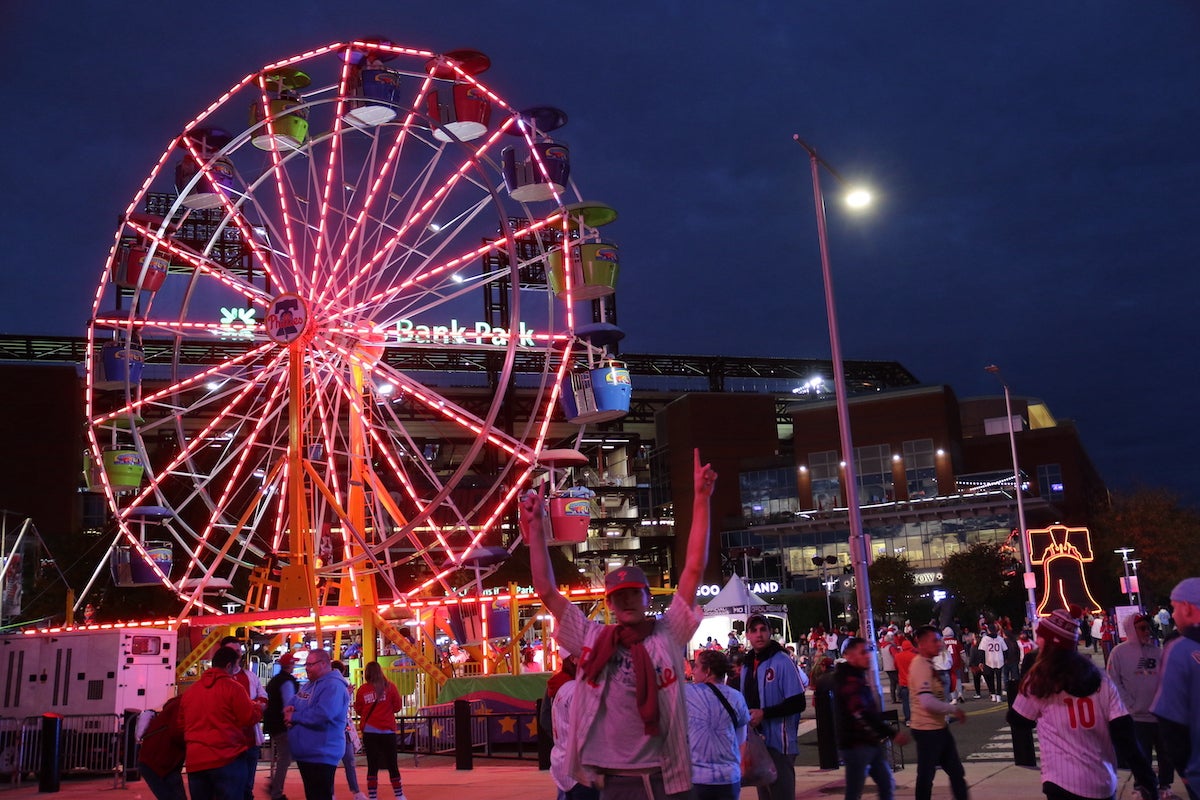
1089, 488, 1200, 608
941, 542, 1024, 622
867, 555, 917, 624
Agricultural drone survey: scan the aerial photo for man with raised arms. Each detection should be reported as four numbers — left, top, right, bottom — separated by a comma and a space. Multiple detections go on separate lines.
520, 449, 717, 800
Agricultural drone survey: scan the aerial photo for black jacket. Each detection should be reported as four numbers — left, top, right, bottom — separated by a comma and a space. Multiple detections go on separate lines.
832, 661, 898, 748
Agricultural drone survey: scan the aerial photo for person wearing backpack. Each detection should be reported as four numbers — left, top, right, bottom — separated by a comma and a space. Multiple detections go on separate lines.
137, 695, 186, 800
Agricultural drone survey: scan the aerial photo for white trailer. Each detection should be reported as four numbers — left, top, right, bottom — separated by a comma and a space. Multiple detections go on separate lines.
0, 626, 177, 719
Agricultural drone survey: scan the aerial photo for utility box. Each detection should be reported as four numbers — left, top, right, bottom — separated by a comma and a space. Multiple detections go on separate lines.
0, 627, 177, 718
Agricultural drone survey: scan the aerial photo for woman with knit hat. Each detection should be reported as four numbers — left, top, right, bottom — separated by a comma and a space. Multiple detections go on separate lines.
1008, 607, 1158, 800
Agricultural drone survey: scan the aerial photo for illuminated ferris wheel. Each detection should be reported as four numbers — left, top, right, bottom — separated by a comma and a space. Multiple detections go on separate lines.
82, 40, 625, 622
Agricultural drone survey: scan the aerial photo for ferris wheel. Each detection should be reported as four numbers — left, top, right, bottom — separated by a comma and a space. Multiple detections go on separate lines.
81, 40, 626, 621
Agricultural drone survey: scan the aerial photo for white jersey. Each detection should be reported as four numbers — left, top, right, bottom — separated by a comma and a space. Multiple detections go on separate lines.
979, 633, 1007, 668
1011, 673, 1128, 798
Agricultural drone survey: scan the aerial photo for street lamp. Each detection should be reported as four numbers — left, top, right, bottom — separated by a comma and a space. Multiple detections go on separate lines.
1114, 547, 1136, 606
812, 554, 839, 628
984, 365, 1038, 628
793, 135, 881, 698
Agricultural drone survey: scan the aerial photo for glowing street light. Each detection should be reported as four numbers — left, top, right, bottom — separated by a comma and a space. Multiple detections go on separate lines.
792, 134, 880, 699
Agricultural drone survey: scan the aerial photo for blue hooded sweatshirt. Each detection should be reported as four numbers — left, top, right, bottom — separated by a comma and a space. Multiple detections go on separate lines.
288, 669, 349, 765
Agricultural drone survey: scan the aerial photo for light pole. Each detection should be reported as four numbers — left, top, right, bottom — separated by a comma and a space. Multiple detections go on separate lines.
793, 135, 881, 699
984, 365, 1038, 628
1129, 559, 1142, 611
812, 554, 839, 629
1114, 547, 1135, 605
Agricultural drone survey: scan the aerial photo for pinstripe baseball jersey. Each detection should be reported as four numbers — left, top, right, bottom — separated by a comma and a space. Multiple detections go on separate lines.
1011, 674, 1128, 798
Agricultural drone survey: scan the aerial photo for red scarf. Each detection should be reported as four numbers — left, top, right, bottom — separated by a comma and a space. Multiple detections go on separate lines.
546, 657, 577, 700
580, 619, 660, 735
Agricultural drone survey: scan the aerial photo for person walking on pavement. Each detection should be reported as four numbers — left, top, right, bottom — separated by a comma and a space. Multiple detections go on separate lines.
354, 661, 407, 800
1109, 613, 1179, 800
520, 448, 718, 800
330, 660, 367, 800
879, 632, 899, 704
136, 695, 187, 800
1151, 578, 1200, 800
264, 651, 299, 800
894, 637, 917, 725
833, 637, 910, 800
284, 648, 351, 800
179, 645, 265, 800
1011, 608, 1158, 800
742, 613, 809, 800
979, 624, 1008, 702
685, 649, 749, 800
909, 626, 969, 800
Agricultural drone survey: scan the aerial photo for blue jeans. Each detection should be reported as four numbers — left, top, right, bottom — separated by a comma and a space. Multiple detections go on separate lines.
239, 745, 260, 800
840, 744, 895, 800
138, 761, 186, 800
340, 731, 360, 793
188, 757, 247, 800
912, 728, 968, 800
898, 687, 911, 722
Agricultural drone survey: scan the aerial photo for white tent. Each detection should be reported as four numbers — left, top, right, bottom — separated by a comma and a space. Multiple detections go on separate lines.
693, 573, 789, 649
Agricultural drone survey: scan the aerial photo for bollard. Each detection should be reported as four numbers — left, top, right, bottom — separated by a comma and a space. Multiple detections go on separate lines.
535, 698, 551, 771
453, 700, 472, 771
123, 709, 141, 782
813, 673, 840, 770
38, 713, 62, 793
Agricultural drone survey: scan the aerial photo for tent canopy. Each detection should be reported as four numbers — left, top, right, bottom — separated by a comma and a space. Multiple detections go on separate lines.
693, 573, 789, 649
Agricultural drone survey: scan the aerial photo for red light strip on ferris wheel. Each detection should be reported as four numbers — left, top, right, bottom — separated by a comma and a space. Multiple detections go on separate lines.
327, 212, 564, 324
320, 74, 436, 298
124, 217, 270, 306
308, 57, 355, 293
324, 119, 517, 308
177, 137, 283, 292
176, 364, 290, 590
118, 349, 288, 516
91, 342, 275, 426
94, 318, 248, 335
255, 75, 305, 294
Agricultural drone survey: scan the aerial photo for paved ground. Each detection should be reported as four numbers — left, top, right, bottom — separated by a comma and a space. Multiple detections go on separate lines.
0, 749, 1150, 800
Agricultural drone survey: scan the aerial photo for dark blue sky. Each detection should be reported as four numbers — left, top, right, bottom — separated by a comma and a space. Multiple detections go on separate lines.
3, 3, 1199, 503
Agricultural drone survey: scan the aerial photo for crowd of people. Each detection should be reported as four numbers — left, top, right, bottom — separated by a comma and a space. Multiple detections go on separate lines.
133, 449, 1200, 800
136, 639, 408, 800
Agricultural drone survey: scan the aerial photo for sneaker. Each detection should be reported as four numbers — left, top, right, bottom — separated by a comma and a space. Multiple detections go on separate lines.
353, 793, 368, 800
973, 693, 981, 699
1160, 789, 1181, 800
397, 795, 408, 800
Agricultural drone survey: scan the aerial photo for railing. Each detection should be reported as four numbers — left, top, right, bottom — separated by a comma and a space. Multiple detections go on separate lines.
0, 713, 132, 788
393, 699, 544, 768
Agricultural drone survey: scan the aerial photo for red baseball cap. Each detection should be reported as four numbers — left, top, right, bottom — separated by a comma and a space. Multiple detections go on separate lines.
605, 565, 649, 595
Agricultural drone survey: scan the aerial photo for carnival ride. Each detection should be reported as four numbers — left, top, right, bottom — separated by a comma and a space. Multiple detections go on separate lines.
80, 39, 632, 691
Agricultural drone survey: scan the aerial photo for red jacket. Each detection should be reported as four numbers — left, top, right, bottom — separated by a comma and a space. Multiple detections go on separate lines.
894, 641, 917, 688
179, 667, 263, 771
354, 681, 402, 732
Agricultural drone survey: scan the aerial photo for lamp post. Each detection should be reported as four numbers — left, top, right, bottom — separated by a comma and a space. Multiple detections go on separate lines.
1114, 547, 1135, 605
793, 135, 880, 699
984, 365, 1038, 628
812, 554, 839, 629
1129, 559, 1142, 611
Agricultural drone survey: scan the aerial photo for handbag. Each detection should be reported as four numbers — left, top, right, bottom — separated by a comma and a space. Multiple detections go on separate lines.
703, 682, 776, 786
740, 730, 778, 787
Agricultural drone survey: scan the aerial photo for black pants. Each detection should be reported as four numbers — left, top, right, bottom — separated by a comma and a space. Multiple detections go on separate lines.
1043, 781, 1112, 800
363, 731, 401, 780
296, 761, 337, 800
912, 728, 968, 800
1133, 720, 1175, 787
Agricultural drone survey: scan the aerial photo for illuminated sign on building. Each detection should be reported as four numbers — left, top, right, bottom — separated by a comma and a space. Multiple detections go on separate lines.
214, 312, 538, 348
1028, 524, 1103, 616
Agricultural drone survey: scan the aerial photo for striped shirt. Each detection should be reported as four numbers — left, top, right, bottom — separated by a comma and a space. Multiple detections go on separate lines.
555, 594, 702, 795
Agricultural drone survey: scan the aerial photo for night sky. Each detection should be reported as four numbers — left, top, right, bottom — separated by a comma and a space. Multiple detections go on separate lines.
3, 4, 1198, 503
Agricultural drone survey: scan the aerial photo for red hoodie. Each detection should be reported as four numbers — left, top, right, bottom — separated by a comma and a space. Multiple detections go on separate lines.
894, 639, 917, 688
178, 667, 263, 771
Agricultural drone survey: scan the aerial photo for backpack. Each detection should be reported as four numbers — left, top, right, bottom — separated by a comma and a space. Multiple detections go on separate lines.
137, 696, 185, 777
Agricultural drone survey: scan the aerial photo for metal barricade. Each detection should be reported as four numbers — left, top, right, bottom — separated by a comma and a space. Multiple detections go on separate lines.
10, 713, 125, 785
